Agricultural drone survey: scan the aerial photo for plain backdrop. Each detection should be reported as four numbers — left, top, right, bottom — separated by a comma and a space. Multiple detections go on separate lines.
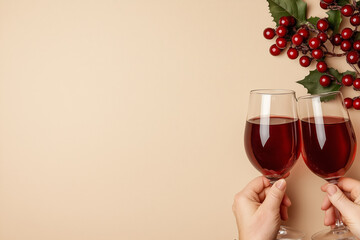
0, 0, 359, 239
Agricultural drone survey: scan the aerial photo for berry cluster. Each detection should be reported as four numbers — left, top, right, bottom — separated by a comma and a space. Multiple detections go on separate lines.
264, 0, 360, 109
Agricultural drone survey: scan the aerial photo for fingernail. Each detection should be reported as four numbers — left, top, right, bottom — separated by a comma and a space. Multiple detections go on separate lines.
276, 179, 286, 190
327, 185, 337, 196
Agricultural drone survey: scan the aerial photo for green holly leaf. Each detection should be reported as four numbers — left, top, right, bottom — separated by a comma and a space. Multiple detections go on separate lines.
342, 70, 356, 79
307, 16, 320, 26
327, 68, 342, 81
297, 68, 356, 101
297, 69, 341, 96
326, 10, 342, 34
267, 0, 307, 26
337, 0, 350, 6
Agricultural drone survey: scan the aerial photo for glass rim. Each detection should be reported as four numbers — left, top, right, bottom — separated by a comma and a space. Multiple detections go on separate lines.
298, 91, 342, 100
250, 89, 296, 95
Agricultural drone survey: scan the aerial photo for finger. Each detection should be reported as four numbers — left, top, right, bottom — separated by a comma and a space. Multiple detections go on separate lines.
321, 185, 353, 209
338, 178, 360, 202
320, 192, 351, 210
258, 188, 267, 203
259, 187, 273, 203
325, 184, 357, 217
280, 204, 288, 221
235, 176, 271, 204
262, 179, 287, 211
344, 191, 353, 202
264, 187, 291, 206
243, 176, 271, 195
321, 195, 332, 210
321, 183, 329, 192
324, 206, 336, 226
282, 194, 292, 207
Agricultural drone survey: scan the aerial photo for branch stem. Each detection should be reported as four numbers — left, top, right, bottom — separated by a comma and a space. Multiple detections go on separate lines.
350, 63, 360, 75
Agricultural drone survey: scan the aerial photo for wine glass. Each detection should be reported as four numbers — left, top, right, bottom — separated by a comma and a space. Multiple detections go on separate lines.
298, 91, 357, 240
244, 89, 304, 239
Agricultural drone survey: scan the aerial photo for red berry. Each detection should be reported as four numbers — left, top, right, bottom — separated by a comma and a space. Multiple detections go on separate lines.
312, 49, 324, 59
320, 1, 329, 9
350, 14, 360, 26
292, 34, 303, 46
317, 61, 327, 73
270, 44, 281, 56
332, 34, 342, 46
276, 26, 287, 37
318, 32, 328, 42
276, 37, 287, 49
341, 28, 353, 40
341, 5, 354, 17
347, 51, 359, 64
353, 78, 360, 89
344, 98, 353, 109
263, 28, 276, 39
279, 16, 290, 26
287, 48, 299, 59
353, 98, 360, 109
298, 28, 309, 39
341, 40, 352, 51
342, 74, 354, 86
353, 40, 360, 50
299, 56, 311, 67
288, 16, 296, 26
322, 0, 334, 3
317, 19, 329, 31
309, 37, 321, 49
319, 75, 331, 87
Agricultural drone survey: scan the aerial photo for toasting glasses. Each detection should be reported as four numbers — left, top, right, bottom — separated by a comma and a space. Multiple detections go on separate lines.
244, 89, 304, 239
298, 91, 357, 240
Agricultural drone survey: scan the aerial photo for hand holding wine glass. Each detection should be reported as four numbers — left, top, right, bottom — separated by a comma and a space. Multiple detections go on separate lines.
320, 178, 360, 238
233, 176, 291, 240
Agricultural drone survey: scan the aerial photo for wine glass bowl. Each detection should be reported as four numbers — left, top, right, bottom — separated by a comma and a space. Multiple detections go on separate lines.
298, 92, 357, 181
245, 89, 300, 183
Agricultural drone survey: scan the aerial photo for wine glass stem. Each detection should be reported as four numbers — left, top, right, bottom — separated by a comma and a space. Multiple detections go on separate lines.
328, 179, 346, 229
334, 207, 345, 228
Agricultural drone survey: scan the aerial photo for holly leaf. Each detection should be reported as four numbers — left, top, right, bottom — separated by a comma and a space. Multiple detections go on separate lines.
326, 10, 342, 34
337, 0, 350, 6
307, 16, 320, 26
297, 68, 357, 101
267, 0, 307, 26
340, 70, 357, 78
297, 69, 342, 96
327, 68, 342, 81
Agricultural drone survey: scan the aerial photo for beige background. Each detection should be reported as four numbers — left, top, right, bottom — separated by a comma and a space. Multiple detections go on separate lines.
0, 0, 359, 239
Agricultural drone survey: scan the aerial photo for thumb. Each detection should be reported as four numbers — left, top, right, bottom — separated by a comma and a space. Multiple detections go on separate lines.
262, 179, 287, 211
326, 184, 356, 217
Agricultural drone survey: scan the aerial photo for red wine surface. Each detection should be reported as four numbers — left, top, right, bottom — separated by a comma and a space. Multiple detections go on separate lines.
301, 116, 357, 179
244, 116, 300, 179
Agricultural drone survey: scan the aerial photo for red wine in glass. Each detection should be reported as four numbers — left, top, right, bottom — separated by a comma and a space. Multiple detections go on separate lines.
301, 116, 356, 180
245, 116, 300, 181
